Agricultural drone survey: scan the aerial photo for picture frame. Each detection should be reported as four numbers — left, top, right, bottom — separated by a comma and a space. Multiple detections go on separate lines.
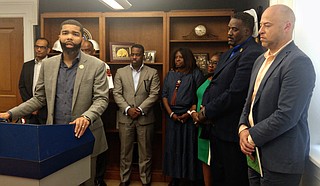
194, 53, 209, 71
143, 50, 156, 63
110, 42, 134, 62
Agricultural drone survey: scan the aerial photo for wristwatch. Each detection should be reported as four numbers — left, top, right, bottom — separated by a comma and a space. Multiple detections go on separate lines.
81, 115, 91, 124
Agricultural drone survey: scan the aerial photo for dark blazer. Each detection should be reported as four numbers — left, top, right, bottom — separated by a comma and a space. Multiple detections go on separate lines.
239, 41, 315, 174
202, 37, 264, 142
19, 59, 47, 123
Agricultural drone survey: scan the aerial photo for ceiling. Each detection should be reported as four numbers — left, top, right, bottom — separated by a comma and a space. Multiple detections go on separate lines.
40, 0, 268, 13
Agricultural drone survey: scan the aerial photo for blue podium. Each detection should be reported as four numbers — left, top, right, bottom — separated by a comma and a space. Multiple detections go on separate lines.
0, 123, 95, 186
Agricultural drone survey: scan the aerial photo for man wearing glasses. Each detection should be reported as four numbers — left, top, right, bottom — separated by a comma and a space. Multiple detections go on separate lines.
18, 37, 51, 124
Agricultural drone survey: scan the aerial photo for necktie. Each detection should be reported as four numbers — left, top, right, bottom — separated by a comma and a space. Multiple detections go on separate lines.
248, 54, 275, 127
170, 79, 181, 106
229, 45, 241, 59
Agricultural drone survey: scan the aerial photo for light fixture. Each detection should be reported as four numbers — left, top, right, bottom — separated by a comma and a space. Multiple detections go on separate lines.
98, 0, 132, 10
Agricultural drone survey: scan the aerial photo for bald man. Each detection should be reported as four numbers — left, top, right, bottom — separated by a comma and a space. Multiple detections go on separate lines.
81, 40, 114, 89
238, 4, 315, 186
81, 40, 113, 186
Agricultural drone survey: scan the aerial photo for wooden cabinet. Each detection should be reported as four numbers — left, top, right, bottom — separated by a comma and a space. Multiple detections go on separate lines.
102, 12, 167, 181
103, 11, 168, 82
40, 12, 103, 58
167, 9, 234, 68
40, 9, 233, 182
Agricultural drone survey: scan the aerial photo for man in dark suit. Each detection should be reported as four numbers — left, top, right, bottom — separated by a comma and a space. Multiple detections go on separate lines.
19, 37, 50, 124
113, 44, 160, 186
194, 12, 264, 185
239, 5, 315, 186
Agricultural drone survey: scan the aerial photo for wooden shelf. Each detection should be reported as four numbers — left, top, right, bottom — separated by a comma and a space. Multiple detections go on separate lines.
167, 9, 234, 69
170, 39, 228, 43
40, 9, 233, 182
107, 62, 163, 65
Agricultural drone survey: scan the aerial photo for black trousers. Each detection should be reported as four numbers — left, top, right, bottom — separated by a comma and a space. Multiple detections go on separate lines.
95, 150, 107, 182
210, 136, 249, 186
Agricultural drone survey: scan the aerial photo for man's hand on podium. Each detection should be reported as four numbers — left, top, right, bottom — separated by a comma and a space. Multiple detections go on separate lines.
69, 116, 90, 138
0, 112, 11, 122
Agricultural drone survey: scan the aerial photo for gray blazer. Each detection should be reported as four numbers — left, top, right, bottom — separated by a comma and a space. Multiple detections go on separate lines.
239, 41, 316, 174
113, 65, 160, 125
10, 51, 109, 157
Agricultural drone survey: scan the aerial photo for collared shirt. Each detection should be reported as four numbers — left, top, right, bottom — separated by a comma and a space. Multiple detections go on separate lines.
239, 40, 293, 145
229, 36, 253, 59
124, 63, 144, 115
130, 63, 144, 92
32, 56, 48, 95
54, 53, 80, 124
105, 63, 114, 89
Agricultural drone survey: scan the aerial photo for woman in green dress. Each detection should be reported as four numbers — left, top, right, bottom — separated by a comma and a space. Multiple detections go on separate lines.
191, 52, 221, 186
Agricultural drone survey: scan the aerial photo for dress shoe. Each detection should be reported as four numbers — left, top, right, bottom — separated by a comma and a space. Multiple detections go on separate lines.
168, 178, 179, 186
119, 180, 130, 186
95, 179, 107, 186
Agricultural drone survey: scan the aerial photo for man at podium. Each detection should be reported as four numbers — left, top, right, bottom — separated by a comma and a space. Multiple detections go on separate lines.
0, 19, 109, 186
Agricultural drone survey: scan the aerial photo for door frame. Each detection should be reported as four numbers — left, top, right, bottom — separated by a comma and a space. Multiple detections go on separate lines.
0, 0, 38, 61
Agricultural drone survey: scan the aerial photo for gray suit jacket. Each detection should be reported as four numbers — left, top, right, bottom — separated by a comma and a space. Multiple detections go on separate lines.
10, 51, 109, 157
113, 65, 160, 125
239, 41, 315, 174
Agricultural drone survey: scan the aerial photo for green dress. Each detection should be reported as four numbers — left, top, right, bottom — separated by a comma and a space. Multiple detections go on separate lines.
197, 79, 211, 165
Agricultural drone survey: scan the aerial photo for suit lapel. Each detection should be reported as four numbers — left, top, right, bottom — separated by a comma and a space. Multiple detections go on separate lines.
213, 50, 232, 77
253, 45, 292, 105
213, 49, 244, 79
213, 39, 253, 79
124, 66, 135, 91
136, 66, 147, 93
28, 60, 36, 94
49, 56, 61, 117
72, 54, 86, 110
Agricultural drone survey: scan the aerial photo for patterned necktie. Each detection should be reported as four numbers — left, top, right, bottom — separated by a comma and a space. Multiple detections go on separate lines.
170, 79, 181, 106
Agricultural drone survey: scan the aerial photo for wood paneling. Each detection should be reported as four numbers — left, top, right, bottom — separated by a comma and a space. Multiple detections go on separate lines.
0, 18, 23, 112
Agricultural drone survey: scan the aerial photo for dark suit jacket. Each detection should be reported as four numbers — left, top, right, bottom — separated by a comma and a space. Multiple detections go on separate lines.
202, 37, 264, 142
19, 59, 47, 123
239, 41, 316, 174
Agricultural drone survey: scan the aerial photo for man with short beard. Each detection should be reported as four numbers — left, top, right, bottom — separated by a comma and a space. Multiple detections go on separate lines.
193, 12, 264, 186
0, 19, 109, 186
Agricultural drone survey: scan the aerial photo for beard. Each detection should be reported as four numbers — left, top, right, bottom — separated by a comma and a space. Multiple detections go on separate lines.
60, 41, 81, 55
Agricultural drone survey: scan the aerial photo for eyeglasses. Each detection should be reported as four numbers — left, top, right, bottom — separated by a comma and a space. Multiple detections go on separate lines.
207, 60, 218, 65
34, 45, 48, 50
130, 53, 143, 57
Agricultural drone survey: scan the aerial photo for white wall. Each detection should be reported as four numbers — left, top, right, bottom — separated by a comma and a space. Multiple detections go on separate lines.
270, 0, 319, 146
270, 0, 320, 185
293, 1, 320, 146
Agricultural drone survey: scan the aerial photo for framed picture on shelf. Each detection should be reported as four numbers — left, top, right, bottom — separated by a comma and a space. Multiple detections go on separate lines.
110, 42, 134, 62
144, 50, 156, 63
194, 53, 209, 72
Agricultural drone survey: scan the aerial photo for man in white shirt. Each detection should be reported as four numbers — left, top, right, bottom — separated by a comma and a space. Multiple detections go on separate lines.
18, 37, 50, 124
81, 40, 114, 89
81, 39, 113, 186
